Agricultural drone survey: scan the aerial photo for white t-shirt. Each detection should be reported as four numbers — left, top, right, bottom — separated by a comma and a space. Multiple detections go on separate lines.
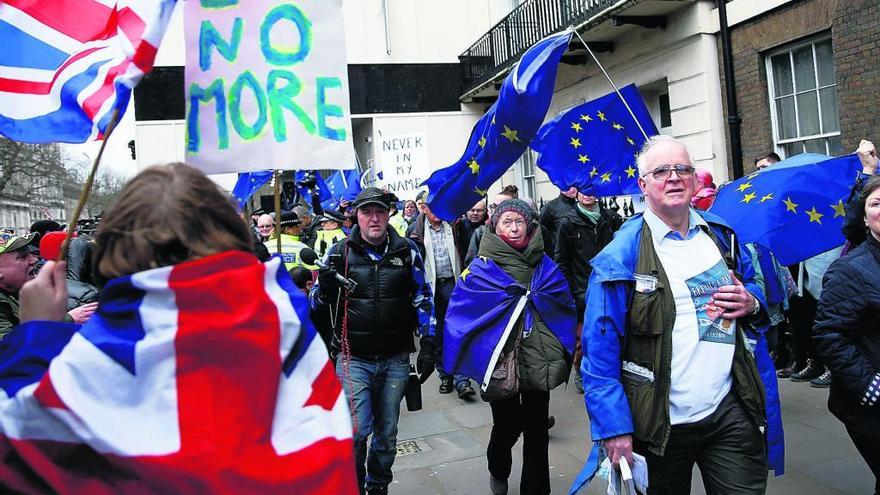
653, 230, 737, 425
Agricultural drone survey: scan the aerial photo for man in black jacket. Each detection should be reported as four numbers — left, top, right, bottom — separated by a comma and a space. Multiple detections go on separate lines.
554, 191, 622, 392
539, 186, 577, 257
309, 188, 435, 495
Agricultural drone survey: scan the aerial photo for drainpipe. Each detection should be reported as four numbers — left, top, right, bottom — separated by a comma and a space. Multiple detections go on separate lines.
717, 0, 743, 179
383, 0, 391, 56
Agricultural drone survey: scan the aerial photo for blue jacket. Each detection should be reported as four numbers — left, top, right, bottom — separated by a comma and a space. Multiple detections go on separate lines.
570, 210, 784, 494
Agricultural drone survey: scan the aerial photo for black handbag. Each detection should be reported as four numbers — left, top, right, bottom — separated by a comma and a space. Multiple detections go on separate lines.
404, 364, 422, 411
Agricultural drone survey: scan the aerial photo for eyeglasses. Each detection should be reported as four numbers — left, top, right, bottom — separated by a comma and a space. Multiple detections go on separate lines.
642, 164, 695, 181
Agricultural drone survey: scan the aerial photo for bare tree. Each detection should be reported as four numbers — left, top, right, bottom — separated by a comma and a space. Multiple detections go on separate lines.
0, 138, 68, 200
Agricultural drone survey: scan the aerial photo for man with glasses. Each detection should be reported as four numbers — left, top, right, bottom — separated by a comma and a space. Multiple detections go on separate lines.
0, 233, 39, 339
256, 214, 275, 242
580, 135, 771, 493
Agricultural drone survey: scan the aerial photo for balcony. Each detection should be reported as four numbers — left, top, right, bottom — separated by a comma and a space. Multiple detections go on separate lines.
458, 0, 696, 101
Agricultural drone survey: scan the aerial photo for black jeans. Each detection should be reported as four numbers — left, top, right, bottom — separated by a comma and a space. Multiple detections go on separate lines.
487, 390, 551, 495
788, 290, 821, 365
845, 425, 880, 495
635, 393, 767, 495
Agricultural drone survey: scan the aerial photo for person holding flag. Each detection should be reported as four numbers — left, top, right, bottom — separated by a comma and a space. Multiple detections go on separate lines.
443, 198, 576, 495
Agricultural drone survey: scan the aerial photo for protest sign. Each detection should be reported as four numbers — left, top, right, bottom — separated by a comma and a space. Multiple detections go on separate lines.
376, 133, 429, 200
184, 0, 355, 174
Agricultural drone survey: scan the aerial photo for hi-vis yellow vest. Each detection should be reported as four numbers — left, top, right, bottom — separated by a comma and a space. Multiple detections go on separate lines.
264, 234, 317, 271
315, 229, 346, 257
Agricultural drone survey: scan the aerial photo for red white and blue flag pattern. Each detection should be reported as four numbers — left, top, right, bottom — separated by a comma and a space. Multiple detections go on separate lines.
0, 251, 358, 494
0, 0, 176, 143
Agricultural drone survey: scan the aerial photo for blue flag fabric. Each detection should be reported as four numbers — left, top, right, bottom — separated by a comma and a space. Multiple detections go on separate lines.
531, 84, 658, 196
442, 255, 577, 387
421, 29, 573, 221
709, 153, 861, 265
294, 171, 332, 211
231, 170, 273, 210
322, 169, 362, 211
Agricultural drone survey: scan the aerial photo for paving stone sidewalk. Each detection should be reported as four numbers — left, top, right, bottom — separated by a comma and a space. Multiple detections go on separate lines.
390, 376, 874, 494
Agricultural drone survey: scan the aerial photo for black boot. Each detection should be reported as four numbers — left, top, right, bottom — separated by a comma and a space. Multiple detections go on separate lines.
438, 376, 454, 394
777, 360, 802, 378
791, 359, 823, 382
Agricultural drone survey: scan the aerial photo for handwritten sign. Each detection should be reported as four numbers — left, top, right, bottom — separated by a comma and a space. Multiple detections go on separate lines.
184, 0, 355, 174
376, 133, 428, 200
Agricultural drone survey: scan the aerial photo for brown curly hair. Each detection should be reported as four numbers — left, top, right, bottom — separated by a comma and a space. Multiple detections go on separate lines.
93, 163, 253, 283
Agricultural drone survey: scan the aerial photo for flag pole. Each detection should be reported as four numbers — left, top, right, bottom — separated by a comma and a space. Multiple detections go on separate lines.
572, 29, 651, 141
59, 108, 120, 261
273, 170, 282, 255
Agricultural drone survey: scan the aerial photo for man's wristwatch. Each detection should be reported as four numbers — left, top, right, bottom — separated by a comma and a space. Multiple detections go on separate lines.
750, 295, 761, 316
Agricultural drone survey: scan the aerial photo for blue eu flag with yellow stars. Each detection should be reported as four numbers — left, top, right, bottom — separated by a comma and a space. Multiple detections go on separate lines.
421, 28, 573, 221
231, 170, 273, 210
709, 153, 862, 265
531, 84, 658, 196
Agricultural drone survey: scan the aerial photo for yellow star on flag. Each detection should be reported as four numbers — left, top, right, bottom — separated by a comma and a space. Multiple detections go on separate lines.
460, 266, 471, 282
759, 193, 774, 203
831, 200, 846, 218
501, 125, 520, 143
474, 186, 488, 197
589, 167, 598, 178
491, 116, 496, 125
600, 172, 612, 183
571, 122, 583, 132
596, 111, 607, 121
467, 159, 480, 175
625, 165, 637, 178
580, 114, 593, 123
736, 182, 752, 193
806, 206, 823, 224
578, 154, 590, 164
612, 122, 623, 131
626, 137, 635, 146
783, 197, 798, 213
741, 192, 757, 204
570, 137, 582, 149
478, 136, 487, 148
747, 172, 760, 180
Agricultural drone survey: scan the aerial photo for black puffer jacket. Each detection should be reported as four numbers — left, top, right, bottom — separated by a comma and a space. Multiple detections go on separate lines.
539, 194, 576, 256
66, 236, 99, 311
814, 234, 880, 438
553, 206, 622, 295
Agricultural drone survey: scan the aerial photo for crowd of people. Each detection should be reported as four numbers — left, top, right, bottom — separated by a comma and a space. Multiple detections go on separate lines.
0, 137, 876, 495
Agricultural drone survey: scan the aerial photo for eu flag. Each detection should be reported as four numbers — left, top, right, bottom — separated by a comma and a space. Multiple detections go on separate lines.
709, 153, 862, 265
322, 169, 362, 211
421, 29, 573, 221
531, 84, 658, 196
231, 170, 273, 210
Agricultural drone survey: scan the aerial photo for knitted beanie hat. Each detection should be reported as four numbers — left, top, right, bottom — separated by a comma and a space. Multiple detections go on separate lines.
490, 198, 536, 233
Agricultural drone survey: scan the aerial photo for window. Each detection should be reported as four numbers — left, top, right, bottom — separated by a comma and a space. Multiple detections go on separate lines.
766, 36, 843, 157
658, 93, 672, 129
518, 150, 536, 200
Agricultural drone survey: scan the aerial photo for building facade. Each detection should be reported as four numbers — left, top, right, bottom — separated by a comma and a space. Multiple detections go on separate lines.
720, 0, 880, 174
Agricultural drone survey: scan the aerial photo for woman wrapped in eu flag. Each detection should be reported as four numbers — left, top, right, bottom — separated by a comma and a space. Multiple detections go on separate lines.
442, 198, 577, 495
0, 163, 358, 494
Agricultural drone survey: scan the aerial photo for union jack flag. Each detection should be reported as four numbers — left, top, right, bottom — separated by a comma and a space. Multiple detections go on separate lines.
0, 0, 176, 143
0, 251, 358, 494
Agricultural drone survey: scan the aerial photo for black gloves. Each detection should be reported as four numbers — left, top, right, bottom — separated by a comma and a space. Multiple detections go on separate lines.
417, 336, 437, 383
317, 267, 341, 295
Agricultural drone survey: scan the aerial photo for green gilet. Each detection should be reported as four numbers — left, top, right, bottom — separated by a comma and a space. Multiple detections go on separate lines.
621, 222, 767, 456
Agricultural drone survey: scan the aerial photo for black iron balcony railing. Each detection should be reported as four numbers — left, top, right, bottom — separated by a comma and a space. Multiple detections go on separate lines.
459, 0, 620, 97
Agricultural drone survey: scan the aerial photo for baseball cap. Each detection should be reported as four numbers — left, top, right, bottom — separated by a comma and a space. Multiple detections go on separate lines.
353, 187, 397, 210
0, 232, 36, 255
